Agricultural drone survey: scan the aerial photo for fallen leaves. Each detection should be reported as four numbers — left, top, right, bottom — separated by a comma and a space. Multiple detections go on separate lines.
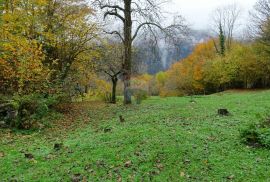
71, 173, 83, 182
180, 171, 185, 177
124, 160, 132, 168
183, 159, 191, 164
227, 175, 235, 180
45, 154, 56, 160
0, 151, 4, 158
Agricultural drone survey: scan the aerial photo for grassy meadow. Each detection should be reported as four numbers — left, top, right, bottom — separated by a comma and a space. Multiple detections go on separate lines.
1, 90, 270, 181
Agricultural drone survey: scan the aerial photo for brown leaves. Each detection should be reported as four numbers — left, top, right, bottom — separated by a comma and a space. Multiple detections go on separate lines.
71, 174, 84, 182
226, 175, 235, 180
0, 151, 5, 158
124, 160, 132, 168
180, 171, 185, 177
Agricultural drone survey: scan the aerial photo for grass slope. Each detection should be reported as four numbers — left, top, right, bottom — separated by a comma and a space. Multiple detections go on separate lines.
1, 91, 270, 181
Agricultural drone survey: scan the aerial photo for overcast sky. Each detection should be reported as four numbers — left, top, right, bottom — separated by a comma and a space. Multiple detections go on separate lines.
168, 0, 258, 30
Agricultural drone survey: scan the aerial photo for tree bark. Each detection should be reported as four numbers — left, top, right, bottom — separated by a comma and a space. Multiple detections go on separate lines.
85, 85, 88, 94
111, 76, 118, 104
123, 0, 132, 104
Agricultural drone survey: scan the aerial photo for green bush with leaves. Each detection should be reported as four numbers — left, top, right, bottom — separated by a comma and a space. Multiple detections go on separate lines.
240, 119, 270, 148
7, 94, 60, 129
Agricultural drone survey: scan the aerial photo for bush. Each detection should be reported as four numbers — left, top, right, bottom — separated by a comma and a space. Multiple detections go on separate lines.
6, 94, 60, 129
241, 119, 270, 148
132, 89, 148, 104
94, 80, 112, 103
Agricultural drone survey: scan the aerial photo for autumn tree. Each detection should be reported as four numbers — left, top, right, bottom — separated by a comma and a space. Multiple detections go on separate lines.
0, 0, 99, 95
94, 0, 187, 104
165, 40, 216, 96
65, 49, 99, 98
0, 0, 50, 94
41, 0, 99, 81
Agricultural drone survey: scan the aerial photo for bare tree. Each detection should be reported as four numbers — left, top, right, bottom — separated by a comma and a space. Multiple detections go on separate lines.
93, 0, 188, 104
250, 0, 270, 46
211, 3, 241, 51
96, 41, 123, 104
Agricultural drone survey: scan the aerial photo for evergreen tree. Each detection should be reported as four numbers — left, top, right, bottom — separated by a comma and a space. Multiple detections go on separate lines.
219, 23, 226, 56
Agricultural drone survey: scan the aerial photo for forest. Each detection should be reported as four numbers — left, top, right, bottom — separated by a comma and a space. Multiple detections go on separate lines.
1, 0, 270, 181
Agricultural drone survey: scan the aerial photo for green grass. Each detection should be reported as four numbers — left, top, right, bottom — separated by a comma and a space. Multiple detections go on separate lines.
1, 91, 270, 181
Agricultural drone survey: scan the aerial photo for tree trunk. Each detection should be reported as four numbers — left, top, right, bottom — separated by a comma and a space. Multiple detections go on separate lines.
111, 77, 118, 104
85, 85, 88, 94
123, 0, 132, 104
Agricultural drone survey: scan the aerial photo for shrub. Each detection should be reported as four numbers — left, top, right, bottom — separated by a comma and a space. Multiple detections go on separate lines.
132, 89, 148, 104
95, 80, 112, 103
241, 119, 270, 148
6, 94, 60, 129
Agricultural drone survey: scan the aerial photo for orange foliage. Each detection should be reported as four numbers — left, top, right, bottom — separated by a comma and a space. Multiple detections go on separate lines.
165, 40, 216, 95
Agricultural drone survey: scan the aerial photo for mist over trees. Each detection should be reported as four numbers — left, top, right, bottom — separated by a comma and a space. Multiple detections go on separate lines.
93, 0, 188, 104
1, 0, 270, 128
133, 29, 211, 74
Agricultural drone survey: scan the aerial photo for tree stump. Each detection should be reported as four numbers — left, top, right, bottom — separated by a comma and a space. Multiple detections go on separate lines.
218, 109, 229, 116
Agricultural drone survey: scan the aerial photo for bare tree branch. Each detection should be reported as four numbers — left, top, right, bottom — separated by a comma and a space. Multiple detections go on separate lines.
104, 10, 125, 22
104, 30, 124, 42
101, 5, 124, 12
132, 22, 164, 41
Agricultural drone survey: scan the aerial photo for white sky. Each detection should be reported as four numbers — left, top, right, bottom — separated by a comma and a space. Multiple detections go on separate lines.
168, 0, 258, 30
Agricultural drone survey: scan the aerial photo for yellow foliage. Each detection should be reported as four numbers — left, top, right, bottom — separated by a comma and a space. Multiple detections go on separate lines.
164, 40, 216, 95
132, 74, 154, 94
